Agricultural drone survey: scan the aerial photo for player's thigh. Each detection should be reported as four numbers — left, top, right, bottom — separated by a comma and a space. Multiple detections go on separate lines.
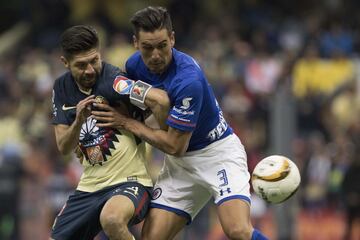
51, 188, 110, 240
100, 195, 135, 227
142, 208, 187, 240
101, 182, 151, 227
216, 199, 253, 235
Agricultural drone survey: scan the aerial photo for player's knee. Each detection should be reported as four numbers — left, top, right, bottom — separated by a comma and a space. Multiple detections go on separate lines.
101, 212, 128, 235
223, 223, 252, 240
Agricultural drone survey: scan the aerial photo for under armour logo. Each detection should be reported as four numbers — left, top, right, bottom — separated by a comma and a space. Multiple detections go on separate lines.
220, 188, 231, 196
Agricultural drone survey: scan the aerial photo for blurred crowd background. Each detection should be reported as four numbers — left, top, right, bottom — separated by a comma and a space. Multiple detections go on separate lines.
0, 0, 360, 239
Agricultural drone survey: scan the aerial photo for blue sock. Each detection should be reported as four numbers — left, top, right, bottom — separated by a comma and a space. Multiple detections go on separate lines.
251, 229, 268, 240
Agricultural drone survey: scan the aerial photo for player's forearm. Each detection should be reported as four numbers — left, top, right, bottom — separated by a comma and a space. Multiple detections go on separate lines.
124, 118, 186, 156
56, 120, 83, 155
145, 88, 170, 110
145, 88, 170, 130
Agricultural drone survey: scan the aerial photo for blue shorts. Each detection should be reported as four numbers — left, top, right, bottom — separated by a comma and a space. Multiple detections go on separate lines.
51, 182, 152, 240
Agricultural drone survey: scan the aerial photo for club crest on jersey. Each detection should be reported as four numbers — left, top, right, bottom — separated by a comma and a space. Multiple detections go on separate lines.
180, 97, 192, 109
113, 76, 133, 94
152, 188, 162, 200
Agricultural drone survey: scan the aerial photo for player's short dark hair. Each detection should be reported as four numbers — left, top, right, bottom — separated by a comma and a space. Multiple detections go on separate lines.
130, 6, 173, 37
60, 25, 99, 59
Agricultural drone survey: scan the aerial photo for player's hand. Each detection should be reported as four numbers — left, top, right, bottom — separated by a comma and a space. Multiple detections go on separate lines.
75, 95, 95, 124
91, 103, 130, 129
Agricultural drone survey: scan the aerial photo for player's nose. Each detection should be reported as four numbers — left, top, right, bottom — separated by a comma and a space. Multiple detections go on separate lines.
85, 63, 95, 73
151, 49, 161, 60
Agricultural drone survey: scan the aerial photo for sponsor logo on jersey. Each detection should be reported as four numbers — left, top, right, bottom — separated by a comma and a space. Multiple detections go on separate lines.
171, 98, 195, 116
61, 104, 77, 111
207, 110, 228, 141
78, 117, 120, 166
169, 114, 191, 123
113, 75, 133, 94
180, 97, 192, 109
172, 106, 195, 115
80, 118, 99, 140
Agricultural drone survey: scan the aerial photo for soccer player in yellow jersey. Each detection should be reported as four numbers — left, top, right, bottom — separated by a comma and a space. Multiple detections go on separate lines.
50, 25, 169, 240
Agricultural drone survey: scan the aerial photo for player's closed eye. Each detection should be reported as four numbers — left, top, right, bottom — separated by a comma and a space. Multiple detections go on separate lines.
91, 57, 99, 65
142, 45, 153, 51
76, 62, 88, 69
158, 43, 167, 49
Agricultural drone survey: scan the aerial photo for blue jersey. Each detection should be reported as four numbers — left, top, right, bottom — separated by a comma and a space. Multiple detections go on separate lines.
126, 48, 233, 151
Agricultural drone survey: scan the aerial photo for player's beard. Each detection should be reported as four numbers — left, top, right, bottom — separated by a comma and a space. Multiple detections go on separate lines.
77, 71, 99, 90
148, 61, 166, 74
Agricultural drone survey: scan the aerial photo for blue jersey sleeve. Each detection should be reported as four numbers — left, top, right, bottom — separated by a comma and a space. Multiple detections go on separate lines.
166, 78, 203, 132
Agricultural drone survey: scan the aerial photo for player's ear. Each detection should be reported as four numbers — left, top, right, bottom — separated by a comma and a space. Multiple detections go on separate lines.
60, 56, 69, 69
133, 35, 139, 50
170, 31, 175, 47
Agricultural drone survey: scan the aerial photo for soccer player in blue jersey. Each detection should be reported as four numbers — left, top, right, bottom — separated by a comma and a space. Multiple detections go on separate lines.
92, 6, 268, 240
50, 25, 169, 240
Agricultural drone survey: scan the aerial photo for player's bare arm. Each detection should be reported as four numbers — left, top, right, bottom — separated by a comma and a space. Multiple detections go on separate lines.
92, 104, 191, 156
92, 86, 192, 156
54, 95, 95, 155
144, 88, 170, 130
123, 121, 191, 156
112, 78, 170, 130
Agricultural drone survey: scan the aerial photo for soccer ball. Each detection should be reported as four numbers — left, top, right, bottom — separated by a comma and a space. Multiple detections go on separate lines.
251, 155, 301, 204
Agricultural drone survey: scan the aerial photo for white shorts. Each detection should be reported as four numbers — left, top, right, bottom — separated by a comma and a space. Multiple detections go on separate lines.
151, 134, 251, 222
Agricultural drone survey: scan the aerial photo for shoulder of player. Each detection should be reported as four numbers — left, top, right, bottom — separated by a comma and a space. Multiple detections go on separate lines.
173, 51, 201, 74
168, 58, 204, 98
101, 62, 128, 87
127, 51, 141, 63
54, 71, 70, 82
53, 71, 72, 91
102, 61, 124, 76
173, 59, 202, 86
125, 52, 142, 74
171, 71, 203, 95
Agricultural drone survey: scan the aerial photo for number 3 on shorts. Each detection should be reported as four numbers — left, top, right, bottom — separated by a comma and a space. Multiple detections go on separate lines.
217, 169, 228, 187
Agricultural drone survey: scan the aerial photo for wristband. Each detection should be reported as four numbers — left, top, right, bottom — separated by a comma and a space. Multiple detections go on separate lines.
129, 80, 152, 110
